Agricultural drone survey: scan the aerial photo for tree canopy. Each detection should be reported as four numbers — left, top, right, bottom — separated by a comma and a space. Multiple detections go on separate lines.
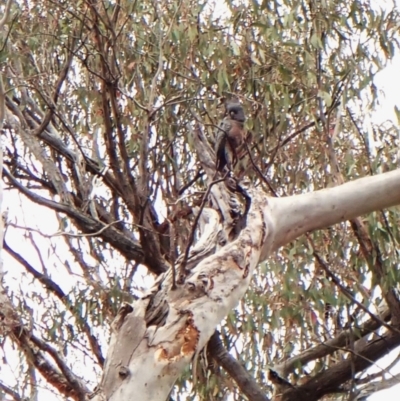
1, 0, 400, 400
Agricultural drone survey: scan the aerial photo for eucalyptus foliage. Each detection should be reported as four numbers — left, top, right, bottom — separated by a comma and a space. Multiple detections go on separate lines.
1, 0, 399, 400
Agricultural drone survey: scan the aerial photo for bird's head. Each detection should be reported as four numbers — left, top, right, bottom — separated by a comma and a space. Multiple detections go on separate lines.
225, 102, 246, 122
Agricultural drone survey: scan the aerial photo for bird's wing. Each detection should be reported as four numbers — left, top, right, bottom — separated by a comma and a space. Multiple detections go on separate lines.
214, 118, 231, 153
214, 118, 232, 172
218, 117, 232, 135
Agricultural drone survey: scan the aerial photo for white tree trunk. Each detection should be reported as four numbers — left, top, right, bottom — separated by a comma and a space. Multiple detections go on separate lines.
92, 168, 400, 401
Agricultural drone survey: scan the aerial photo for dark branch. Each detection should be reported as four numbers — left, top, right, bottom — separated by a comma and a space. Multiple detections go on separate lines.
208, 331, 269, 401
3, 168, 145, 264
4, 240, 105, 367
281, 330, 400, 401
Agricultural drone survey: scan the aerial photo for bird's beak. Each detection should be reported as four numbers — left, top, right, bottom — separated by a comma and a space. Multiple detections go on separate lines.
236, 111, 245, 122
230, 110, 246, 122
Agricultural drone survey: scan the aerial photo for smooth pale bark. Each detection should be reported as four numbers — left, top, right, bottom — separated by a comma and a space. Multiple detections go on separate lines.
267, 168, 400, 257
92, 189, 273, 401
92, 168, 400, 401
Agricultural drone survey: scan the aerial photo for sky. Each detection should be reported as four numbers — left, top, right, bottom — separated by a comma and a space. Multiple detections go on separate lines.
372, 55, 400, 126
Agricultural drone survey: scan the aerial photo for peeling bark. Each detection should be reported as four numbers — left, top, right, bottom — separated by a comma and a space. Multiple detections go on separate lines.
92, 189, 272, 401
92, 168, 400, 401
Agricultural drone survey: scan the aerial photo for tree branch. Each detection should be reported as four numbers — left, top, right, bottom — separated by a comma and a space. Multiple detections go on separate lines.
356, 371, 400, 400
268, 168, 400, 256
276, 307, 391, 376
310, 244, 400, 335
30, 333, 90, 398
0, 380, 22, 401
13, 328, 88, 401
3, 169, 145, 264
33, 39, 76, 137
4, 240, 105, 366
208, 331, 269, 401
281, 330, 400, 401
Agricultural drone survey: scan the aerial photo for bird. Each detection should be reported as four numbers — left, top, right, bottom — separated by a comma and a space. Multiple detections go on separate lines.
268, 369, 295, 389
214, 101, 246, 173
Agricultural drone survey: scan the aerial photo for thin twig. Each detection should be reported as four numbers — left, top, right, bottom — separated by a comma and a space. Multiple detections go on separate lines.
170, 216, 177, 290
346, 107, 372, 174
0, 10, 17, 54
33, 40, 76, 137
308, 237, 400, 336
264, 102, 341, 173
147, 0, 182, 109
178, 170, 204, 195
0, 0, 13, 278
53, 219, 124, 238
0, 74, 4, 133
243, 140, 278, 197
8, 220, 123, 238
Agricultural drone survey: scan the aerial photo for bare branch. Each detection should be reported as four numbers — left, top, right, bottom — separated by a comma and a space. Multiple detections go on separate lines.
33, 40, 76, 137
0, 74, 4, 132
178, 173, 227, 281
208, 331, 269, 401
3, 169, 145, 264
4, 240, 105, 366
269, 168, 400, 256
310, 241, 400, 335
356, 371, 400, 400
14, 328, 88, 401
30, 333, 90, 398
277, 306, 391, 376
0, 380, 23, 401
281, 330, 400, 401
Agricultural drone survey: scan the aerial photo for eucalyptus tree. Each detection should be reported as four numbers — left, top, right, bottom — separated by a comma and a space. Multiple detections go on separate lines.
1, 1, 400, 401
